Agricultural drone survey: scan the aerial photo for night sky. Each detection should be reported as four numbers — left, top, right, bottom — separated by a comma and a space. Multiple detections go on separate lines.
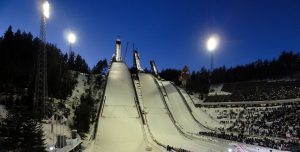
1, 0, 300, 71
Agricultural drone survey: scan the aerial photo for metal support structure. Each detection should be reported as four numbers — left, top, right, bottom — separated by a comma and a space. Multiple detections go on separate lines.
210, 52, 214, 75
34, 0, 49, 117
209, 52, 214, 84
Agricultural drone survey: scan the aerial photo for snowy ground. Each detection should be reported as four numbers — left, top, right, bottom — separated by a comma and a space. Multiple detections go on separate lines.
0, 104, 7, 121
208, 84, 231, 96
160, 81, 209, 133
176, 87, 223, 130
189, 93, 205, 105
138, 73, 232, 152
92, 62, 152, 152
43, 71, 103, 151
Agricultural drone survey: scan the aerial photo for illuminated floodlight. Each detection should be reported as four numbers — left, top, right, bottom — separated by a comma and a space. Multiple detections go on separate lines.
228, 148, 232, 152
49, 146, 55, 151
206, 35, 219, 52
68, 33, 77, 44
43, 1, 50, 19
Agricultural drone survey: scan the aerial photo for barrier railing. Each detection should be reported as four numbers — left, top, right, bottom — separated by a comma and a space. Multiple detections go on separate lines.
130, 74, 145, 124
67, 140, 82, 152
91, 67, 110, 140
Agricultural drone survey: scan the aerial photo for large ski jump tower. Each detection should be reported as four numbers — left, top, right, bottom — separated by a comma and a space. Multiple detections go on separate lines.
115, 37, 122, 62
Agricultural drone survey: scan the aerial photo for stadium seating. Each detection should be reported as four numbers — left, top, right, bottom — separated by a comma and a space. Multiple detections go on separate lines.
205, 80, 300, 102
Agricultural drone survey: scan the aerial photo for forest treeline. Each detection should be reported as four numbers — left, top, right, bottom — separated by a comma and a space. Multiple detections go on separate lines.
0, 26, 108, 151
0, 26, 107, 99
160, 51, 300, 93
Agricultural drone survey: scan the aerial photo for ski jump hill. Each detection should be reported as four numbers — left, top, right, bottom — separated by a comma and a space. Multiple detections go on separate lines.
87, 38, 282, 152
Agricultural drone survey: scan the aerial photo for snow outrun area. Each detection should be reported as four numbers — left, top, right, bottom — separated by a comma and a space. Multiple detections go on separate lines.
92, 62, 151, 152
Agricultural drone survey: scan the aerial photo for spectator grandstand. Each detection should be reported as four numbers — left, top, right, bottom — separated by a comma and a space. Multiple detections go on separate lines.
206, 80, 300, 102
199, 131, 299, 151
199, 102, 300, 151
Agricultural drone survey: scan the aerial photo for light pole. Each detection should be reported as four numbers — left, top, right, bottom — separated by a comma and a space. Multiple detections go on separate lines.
67, 32, 77, 53
34, 0, 50, 117
206, 35, 219, 84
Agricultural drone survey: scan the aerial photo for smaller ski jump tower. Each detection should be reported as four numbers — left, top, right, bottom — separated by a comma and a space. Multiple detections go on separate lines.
134, 50, 144, 72
115, 37, 122, 62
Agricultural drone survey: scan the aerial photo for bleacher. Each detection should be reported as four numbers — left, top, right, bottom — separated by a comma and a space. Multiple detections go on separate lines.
200, 102, 300, 151
205, 80, 300, 102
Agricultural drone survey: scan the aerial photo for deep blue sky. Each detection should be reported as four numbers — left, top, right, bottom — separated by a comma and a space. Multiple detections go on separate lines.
1, 0, 300, 71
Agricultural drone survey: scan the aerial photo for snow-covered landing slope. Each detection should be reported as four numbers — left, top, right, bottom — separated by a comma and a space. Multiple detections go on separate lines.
138, 73, 231, 151
175, 86, 223, 130
161, 81, 209, 133
93, 62, 150, 152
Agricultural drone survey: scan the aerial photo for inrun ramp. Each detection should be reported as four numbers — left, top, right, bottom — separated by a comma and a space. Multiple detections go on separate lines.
138, 73, 230, 151
93, 62, 149, 152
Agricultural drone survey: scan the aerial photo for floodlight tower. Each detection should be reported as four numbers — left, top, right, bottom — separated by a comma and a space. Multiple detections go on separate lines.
206, 35, 219, 84
115, 37, 122, 62
34, 0, 50, 117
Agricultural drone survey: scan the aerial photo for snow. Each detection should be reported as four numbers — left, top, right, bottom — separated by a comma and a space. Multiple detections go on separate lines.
68, 72, 89, 106
176, 87, 223, 130
160, 81, 207, 133
93, 62, 151, 152
43, 122, 71, 147
208, 84, 231, 96
0, 104, 7, 121
85, 63, 285, 152
139, 73, 284, 152
43, 71, 102, 151
138, 73, 232, 151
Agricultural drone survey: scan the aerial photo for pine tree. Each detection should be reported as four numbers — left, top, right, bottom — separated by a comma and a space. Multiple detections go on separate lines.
72, 92, 95, 138
92, 59, 108, 74
0, 106, 46, 151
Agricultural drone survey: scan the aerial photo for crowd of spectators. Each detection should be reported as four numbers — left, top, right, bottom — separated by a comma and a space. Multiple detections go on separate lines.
200, 102, 300, 150
228, 103, 300, 137
199, 132, 299, 151
205, 80, 300, 102
166, 145, 190, 152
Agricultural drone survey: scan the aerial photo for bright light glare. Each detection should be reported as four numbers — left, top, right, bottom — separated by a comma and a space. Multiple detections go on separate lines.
228, 148, 232, 152
49, 146, 55, 151
68, 33, 77, 44
207, 36, 219, 52
43, 1, 50, 18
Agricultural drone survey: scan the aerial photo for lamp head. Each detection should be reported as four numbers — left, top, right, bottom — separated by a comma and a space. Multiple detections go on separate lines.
42, 1, 50, 19
207, 36, 219, 52
68, 33, 76, 44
